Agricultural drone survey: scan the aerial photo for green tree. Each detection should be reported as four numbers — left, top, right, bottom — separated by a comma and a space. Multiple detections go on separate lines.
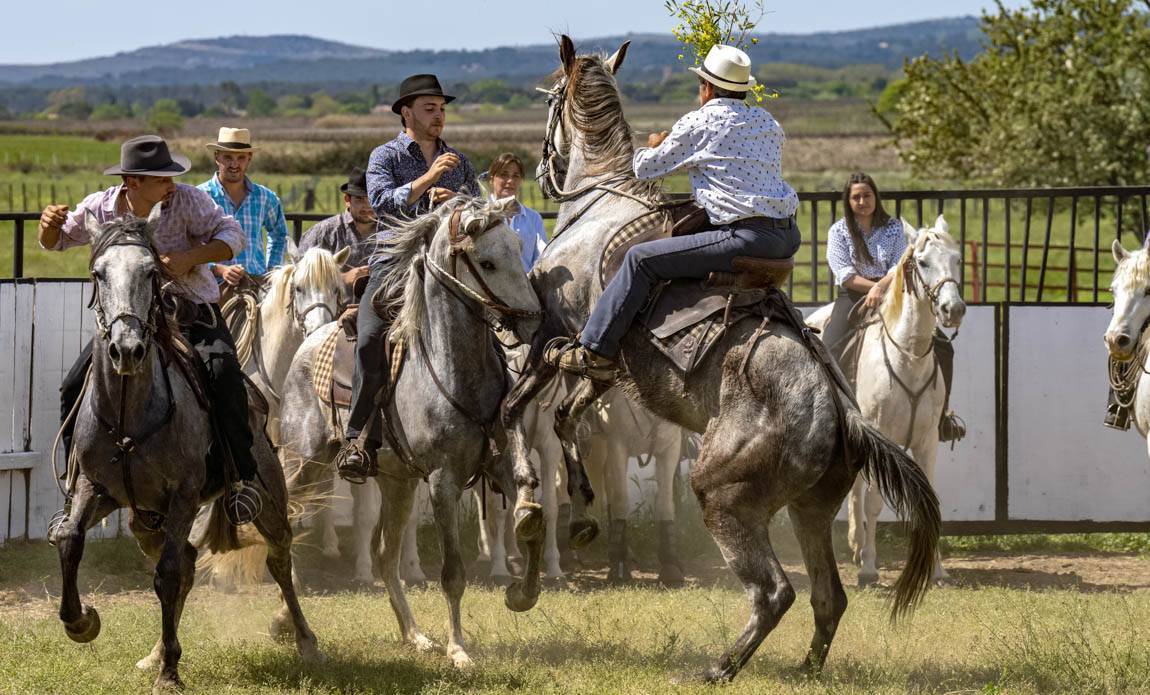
147, 99, 184, 135
90, 103, 132, 120
891, 0, 1150, 186
246, 88, 277, 117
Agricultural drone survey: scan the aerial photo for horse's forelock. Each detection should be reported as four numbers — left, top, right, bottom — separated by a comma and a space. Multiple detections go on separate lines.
1114, 248, 1150, 295
295, 248, 343, 293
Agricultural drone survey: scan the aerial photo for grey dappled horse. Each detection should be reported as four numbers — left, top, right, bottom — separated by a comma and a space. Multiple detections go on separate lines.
502, 36, 941, 681
277, 196, 541, 668
54, 208, 318, 692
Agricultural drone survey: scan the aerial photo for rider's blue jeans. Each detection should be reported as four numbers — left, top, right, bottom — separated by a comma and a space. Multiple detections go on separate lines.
579, 216, 801, 358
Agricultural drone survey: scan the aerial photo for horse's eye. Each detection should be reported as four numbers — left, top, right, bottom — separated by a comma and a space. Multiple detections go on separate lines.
480, 261, 496, 271
91, 269, 103, 281
918, 259, 930, 269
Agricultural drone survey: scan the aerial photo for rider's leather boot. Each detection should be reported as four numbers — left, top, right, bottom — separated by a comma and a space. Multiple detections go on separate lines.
338, 441, 379, 484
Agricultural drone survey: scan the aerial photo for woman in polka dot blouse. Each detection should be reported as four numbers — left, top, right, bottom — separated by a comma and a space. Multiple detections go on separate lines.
822, 172, 964, 442
549, 44, 802, 381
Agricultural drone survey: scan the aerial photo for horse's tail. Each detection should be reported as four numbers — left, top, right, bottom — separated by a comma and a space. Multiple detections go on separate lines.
202, 498, 242, 554
843, 408, 941, 620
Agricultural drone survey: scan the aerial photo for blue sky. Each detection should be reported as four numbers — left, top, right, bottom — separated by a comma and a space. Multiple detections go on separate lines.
3, 0, 1021, 64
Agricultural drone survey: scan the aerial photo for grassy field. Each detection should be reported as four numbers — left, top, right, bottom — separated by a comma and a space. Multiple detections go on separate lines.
1, 531, 1148, 694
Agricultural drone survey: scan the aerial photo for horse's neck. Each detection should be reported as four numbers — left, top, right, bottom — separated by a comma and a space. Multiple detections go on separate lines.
258, 297, 302, 384
885, 282, 937, 360
555, 133, 638, 238
419, 264, 500, 396
90, 343, 167, 430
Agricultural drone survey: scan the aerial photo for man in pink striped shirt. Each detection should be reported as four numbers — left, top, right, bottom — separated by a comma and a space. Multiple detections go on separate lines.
38, 135, 263, 523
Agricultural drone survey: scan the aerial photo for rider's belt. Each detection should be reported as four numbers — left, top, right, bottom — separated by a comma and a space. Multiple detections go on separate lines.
733, 216, 795, 233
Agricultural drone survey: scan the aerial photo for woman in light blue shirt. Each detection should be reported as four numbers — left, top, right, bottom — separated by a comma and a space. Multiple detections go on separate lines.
486, 153, 546, 272
823, 172, 963, 442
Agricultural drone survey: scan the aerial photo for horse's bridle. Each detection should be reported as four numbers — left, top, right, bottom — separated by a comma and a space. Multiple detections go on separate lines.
537, 82, 570, 202
88, 232, 163, 343
422, 208, 543, 338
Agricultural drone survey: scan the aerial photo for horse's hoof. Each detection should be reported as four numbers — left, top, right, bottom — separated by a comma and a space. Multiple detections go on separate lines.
270, 615, 295, 642
658, 564, 686, 588
403, 578, 428, 590
152, 672, 185, 694
607, 565, 634, 585
504, 581, 539, 612
409, 632, 439, 653
543, 574, 568, 590
298, 638, 323, 663
136, 648, 161, 671
857, 572, 880, 589
671, 667, 731, 685
569, 518, 599, 549
64, 606, 101, 644
449, 647, 475, 669
514, 503, 544, 542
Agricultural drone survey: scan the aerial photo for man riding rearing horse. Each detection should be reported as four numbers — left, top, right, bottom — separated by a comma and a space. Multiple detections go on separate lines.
548, 45, 801, 379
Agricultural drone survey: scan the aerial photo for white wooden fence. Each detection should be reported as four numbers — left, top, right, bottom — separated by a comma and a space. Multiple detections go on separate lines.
3, 281, 1149, 543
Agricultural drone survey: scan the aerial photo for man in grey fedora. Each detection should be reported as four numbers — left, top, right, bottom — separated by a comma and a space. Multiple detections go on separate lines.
299, 166, 378, 294
339, 73, 480, 482
38, 134, 264, 523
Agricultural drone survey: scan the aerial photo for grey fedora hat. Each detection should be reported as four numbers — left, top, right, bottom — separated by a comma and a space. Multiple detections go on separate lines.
340, 167, 369, 197
103, 135, 191, 176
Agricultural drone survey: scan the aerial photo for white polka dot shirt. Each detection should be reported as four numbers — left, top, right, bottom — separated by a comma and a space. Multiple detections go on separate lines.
632, 98, 799, 224
826, 216, 907, 287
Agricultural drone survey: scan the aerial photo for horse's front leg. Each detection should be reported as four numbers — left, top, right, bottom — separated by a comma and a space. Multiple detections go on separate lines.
57, 474, 118, 644
553, 378, 611, 549
151, 486, 200, 692
429, 469, 473, 668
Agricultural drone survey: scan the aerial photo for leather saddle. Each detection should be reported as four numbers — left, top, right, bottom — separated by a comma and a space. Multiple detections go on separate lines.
312, 326, 357, 409
638, 256, 795, 374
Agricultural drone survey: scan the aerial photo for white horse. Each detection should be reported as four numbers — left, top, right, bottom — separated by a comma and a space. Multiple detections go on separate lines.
580, 388, 686, 585
225, 244, 348, 444
1104, 240, 1150, 441
808, 215, 965, 585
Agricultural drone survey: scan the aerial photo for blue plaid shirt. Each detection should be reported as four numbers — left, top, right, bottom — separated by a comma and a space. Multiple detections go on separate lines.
366, 132, 480, 222
198, 174, 288, 275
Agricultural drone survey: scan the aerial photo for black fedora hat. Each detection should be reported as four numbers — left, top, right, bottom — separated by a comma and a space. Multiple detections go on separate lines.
340, 167, 369, 197
103, 135, 191, 177
391, 74, 455, 114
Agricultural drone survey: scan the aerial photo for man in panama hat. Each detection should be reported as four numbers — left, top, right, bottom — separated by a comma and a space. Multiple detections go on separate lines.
547, 44, 802, 382
338, 73, 480, 482
198, 127, 289, 297
38, 134, 265, 524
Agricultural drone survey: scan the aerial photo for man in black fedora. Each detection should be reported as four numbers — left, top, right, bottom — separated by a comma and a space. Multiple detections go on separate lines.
38, 134, 265, 525
299, 166, 378, 291
339, 74, 480, 482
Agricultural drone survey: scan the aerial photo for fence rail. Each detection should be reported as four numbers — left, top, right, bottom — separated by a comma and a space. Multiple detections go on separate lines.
5, 186, 1149, 303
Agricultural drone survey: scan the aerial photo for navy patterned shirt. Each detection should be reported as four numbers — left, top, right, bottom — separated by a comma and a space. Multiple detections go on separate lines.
366, 131, 480, 223
826, 216, 907, 287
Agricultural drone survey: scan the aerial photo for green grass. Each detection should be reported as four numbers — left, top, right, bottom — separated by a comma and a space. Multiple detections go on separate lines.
1, 535, 1148, 694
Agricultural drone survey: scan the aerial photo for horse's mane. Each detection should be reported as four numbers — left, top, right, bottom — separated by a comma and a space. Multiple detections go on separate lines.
562, 55, 662, 200
880, 228, 960, 326
265, 247, 343, 311
1114, 247, 1150, 295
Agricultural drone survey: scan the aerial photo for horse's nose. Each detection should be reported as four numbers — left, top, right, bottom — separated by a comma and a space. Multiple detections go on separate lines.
1113, 333, 1133, 351
131, 344, 146, 362
108, 342, 121, 362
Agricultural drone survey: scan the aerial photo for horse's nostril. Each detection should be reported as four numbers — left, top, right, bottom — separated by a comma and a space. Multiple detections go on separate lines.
109, 344, 120, 361
131, 345, 145, 362
1117, 334, 1132, 348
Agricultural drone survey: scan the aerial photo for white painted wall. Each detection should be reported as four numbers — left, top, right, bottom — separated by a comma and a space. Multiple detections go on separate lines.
1007, 306, 1150, 521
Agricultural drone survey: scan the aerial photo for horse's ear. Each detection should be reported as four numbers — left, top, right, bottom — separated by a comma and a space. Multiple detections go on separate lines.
285, 234, 300, 264
605, 40, 630, 75
83, 208, 103, 244
901, 218, 919, 247
144, 202, 163, 238
934, 214, 950, 236
559, 35, 576, 75
1114, 238, 1132, 264
333, 246, 350, 266
491, 196, 520, 219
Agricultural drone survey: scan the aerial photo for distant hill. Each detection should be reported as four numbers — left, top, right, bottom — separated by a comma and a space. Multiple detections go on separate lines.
0, 17, 982, 89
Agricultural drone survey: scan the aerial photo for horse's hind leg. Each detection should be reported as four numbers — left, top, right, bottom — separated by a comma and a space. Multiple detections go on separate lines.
56, 474, 118, 644
377, 477, 436, 651
554, 378, 611, 549
253, 466, 321, 662
788, 494, 849, 673
689, 440, 795, 683
654, 428, 685, 587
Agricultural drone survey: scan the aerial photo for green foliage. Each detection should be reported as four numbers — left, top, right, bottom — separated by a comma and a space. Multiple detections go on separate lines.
892, 0, 1150, 186
245, 88, 277, 117
89, 102, 132, 120
664, 0, 770, 102
146, 98, 184, 135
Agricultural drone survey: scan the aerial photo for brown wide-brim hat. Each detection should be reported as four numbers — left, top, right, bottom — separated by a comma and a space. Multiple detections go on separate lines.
103, 135, 191, 177
340, 167, 369, 197
391, 74, 455, 114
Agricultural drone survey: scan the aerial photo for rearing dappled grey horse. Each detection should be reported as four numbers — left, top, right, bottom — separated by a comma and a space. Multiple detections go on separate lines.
502, 37, 941, 682
277, 196, 541, 668
54, 209, 318, 693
